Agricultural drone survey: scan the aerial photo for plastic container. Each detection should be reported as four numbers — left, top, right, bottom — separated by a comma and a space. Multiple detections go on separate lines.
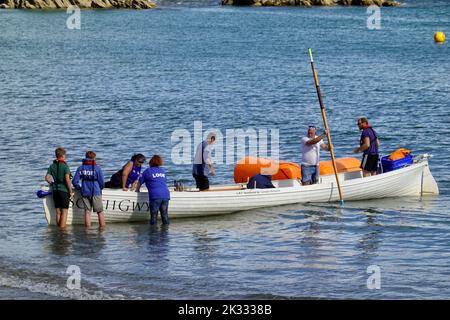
381, 154, 413, 172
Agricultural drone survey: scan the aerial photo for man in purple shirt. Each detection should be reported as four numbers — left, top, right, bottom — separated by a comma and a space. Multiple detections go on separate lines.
353, 117, 380, 177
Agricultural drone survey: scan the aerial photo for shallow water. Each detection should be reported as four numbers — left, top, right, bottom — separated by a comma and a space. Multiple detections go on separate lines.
0, 0, 449, 299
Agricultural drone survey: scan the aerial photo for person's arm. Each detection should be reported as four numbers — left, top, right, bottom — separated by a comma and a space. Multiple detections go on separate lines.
306, 130, 327, 146
353, 137, 370, 153
98, 168, 105, 189
72, 168, 81, 190
65, 174, 73, 195
130, 180, 139, 191
122, 161, 133, 191
136, 172, 145, 192
204, 147, 215, 176
320, 143, 330, 151
376, 138, 380, 149
135, 182, 141, 192
306, 134, 324, 145
45, 166, 53, 185
45, 174, 53, 185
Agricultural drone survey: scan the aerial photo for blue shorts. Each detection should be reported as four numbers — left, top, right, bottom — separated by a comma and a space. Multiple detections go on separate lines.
301, 165, 319, 185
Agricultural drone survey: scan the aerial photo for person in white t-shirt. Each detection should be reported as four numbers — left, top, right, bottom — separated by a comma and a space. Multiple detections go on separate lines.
301, 126, 330, 185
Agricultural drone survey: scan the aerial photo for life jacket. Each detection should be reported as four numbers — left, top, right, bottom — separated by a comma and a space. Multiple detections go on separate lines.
80, 158, 98, 182
82, 159, 96, 166
52, 159, 68, 192
75, 158, 103, 197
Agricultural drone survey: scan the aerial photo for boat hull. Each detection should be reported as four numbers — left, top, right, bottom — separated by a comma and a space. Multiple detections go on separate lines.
42, 159, 439, 225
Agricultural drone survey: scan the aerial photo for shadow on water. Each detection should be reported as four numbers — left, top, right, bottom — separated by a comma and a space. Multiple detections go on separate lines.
44, 225, 106, 258
334, 196, 440, 214
127, 223, 171, 266
148, 224, 170, 249
191, 229, 220, 270
44, 227, 73, 256
356, 214, 383, 260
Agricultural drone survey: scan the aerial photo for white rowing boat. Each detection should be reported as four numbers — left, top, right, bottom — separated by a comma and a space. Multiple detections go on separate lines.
41, 154, 439, 225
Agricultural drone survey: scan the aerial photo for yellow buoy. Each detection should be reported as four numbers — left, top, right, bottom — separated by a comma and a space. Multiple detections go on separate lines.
434, 31, 446, 43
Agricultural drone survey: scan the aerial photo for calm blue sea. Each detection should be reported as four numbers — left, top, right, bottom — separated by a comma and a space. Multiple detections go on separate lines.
0, 0, 449, 299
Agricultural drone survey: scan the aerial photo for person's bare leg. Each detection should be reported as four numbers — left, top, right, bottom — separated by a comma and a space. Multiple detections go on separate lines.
362, 170, 371, 177
85, 209, 91, 228
59, 209, 68, 229
97, 211, 106, 230
56, 208, 62, 227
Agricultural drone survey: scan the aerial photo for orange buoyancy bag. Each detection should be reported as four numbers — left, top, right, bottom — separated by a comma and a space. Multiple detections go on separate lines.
388, 148, 411, 161
234, 157, 361, 183
319, 158, 361, 175
234, 157, 301, 183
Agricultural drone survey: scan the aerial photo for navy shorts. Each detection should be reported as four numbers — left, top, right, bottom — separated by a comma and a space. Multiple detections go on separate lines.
361, 154, 379, 172
53, 190, 70, 209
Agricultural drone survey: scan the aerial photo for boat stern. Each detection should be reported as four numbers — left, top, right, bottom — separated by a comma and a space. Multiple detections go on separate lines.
417, 154, 439, 195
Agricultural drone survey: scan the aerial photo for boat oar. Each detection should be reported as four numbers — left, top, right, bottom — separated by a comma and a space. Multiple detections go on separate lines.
308, 48, 344, 206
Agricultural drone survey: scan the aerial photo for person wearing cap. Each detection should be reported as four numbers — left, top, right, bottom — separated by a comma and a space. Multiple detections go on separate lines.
192, 133, 216, 191
353, 117, 380, 177
301, 126, 330, 185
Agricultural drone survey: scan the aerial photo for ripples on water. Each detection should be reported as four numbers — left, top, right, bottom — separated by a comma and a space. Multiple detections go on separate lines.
0, 1, 449, 299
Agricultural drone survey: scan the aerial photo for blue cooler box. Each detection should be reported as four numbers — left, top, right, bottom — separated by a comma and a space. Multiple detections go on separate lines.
381, 154, 413, 172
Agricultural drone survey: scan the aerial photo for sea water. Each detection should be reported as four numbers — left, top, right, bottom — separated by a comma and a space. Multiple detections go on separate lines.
0, 0, 449, 299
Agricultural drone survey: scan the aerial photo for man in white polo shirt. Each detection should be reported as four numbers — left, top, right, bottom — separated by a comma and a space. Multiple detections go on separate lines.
301, 126, 330, 185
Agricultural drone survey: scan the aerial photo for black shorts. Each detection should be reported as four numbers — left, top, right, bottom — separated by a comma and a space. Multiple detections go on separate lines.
193, 174, 209, 191
105, 171, 122, 188
361, 154, 379, 172
53, 190, 70, 209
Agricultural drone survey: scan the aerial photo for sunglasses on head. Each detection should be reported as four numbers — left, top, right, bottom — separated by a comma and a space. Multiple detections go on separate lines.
308, 126, 316, 129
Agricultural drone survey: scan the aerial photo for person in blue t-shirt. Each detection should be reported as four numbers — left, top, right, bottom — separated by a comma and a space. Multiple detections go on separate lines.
353, 117, 380, 177
137, 155, 170, 225
105, 153, 145, 191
